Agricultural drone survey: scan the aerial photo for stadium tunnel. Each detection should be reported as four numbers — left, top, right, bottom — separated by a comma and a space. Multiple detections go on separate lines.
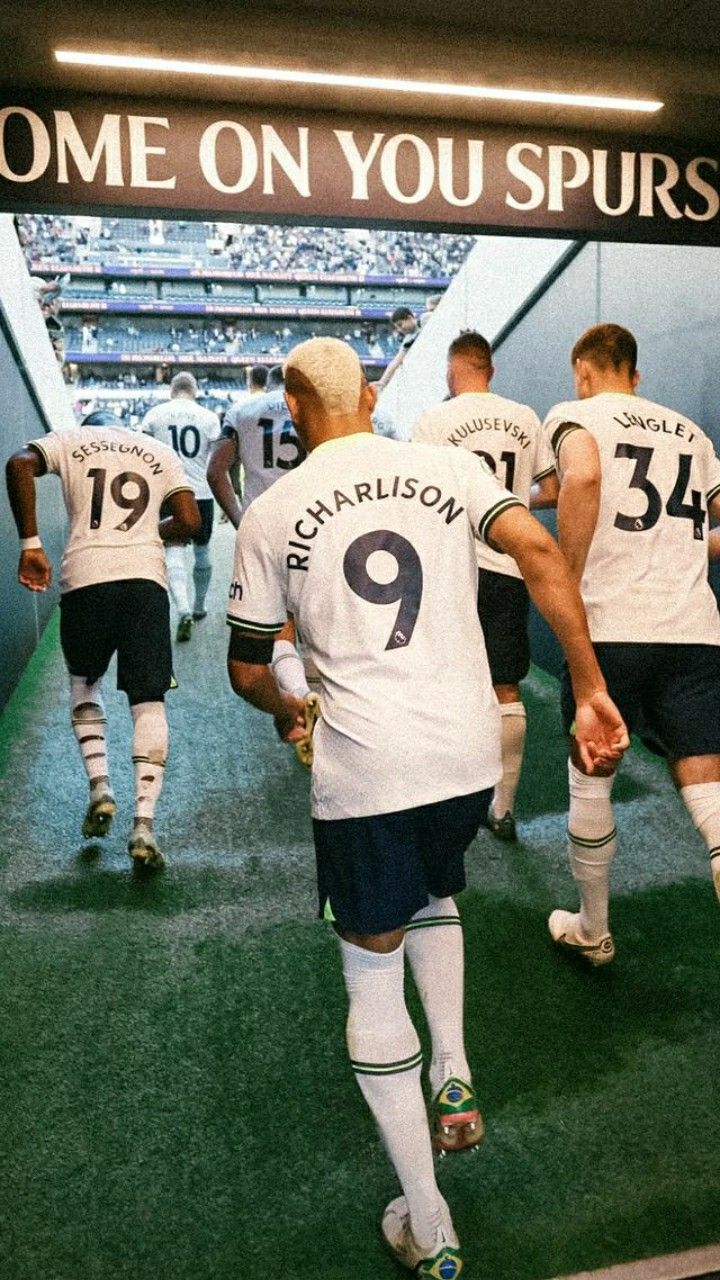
1, 5, 720, 1280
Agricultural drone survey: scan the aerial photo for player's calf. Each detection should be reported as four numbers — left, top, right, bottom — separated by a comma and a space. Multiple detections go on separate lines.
549, 762, 617, 963
129, 701, 168, 870
70, 677, 116, 837
680, 781, 720, 903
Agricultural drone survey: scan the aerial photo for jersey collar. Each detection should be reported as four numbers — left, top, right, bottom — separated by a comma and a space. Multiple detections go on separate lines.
312, 432, 374, 455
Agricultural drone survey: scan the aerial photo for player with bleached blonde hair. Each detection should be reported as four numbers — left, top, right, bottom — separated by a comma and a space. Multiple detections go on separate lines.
225, 336, 627, 1277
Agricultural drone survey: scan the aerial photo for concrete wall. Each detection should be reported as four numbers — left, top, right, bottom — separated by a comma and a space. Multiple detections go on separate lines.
379, 235, 573, 438
0, 215, 75, 711
495, 240, 720, 674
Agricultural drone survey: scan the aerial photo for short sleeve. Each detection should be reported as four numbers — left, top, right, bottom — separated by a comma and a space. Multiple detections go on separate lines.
141, 413, 155, 437
221, 404, 240, 443
458, 451, 524, 549
207, 411, 222, 444
704, 436, 720, 505
542, 405, 585, 475
226, 504, 286, 636
27, 431, 63, 475
532, 416, 556, 481
163, 450, 194, 499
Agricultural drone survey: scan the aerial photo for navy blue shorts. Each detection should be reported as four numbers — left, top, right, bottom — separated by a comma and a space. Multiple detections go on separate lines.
561, 642, 720, 761
60, 579, 172, 705
477, 569, 530, 686
313, 788, 492, 935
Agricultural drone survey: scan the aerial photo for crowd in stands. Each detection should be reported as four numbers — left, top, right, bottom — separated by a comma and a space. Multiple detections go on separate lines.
64, 317, 394, 360
16, 213, 473, 419
19, 214, 475, 278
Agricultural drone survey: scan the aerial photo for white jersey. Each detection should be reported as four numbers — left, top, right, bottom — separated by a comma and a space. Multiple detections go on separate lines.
228, 432, 523, 820
222, 388, 306, 518
30, 427, 191, 593
413, 392, 554, 578
141, 398, 221, 500
544, 392, 720, 644
372, 403, 405, 441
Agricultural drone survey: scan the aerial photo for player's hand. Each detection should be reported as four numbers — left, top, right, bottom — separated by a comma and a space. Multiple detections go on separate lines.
18, 548, 52, 592
274, 692, 308, 743
574, 690, 630, 774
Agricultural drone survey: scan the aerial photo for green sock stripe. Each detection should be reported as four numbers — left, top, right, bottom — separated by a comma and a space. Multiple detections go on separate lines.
405, 916, 461, 931
568, 827, 617, 848
351, 1050, 422, 1076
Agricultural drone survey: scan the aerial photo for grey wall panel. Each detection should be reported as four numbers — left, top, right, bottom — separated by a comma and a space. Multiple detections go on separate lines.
0, 322, 66, 711
494, 240, 720, 676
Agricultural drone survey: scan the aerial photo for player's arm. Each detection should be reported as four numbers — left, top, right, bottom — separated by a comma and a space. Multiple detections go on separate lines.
710, 495, 720, 562
207, 434, 243, 529
489, 504, 629, 772
5, 445, 52, 591
159, 489, 202, 543
553, 426, 601, 581
529, 471, 559, 509
227, 629, 306, 743
225, 505, 306, 741
376, 347, 406, 393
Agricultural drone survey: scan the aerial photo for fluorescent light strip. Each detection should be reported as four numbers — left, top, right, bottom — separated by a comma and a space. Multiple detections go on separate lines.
54, 50, 663, 113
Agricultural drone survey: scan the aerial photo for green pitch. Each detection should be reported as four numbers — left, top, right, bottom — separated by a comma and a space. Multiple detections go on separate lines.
0, 554, 718, 1279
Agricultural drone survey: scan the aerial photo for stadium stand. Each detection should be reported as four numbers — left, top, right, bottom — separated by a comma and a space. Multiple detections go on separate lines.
18, 214, 476, 422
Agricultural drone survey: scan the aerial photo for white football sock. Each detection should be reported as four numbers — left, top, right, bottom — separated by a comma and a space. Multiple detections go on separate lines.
567, 761, 617, 937
131, 701, 168, 827
165, 543, 191, 618
491, 701, 526, 818
405, 896, 470, 1095
271, 639, 311, 698
192, 542, 212, 615
70, 676, 110, 791
340, 937, 442, 1252
680, 782, 720, 902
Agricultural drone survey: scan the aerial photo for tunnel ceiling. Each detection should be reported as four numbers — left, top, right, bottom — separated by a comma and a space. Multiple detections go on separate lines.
1, 0, 719, 143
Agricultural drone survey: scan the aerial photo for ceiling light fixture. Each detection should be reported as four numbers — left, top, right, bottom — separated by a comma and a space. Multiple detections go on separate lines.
54, 50, 664, 113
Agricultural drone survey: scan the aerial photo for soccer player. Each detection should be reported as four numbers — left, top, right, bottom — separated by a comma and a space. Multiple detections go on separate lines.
208, 364, 312, 716
413, 331, 558, 841
6, 410, 200, 869
544, 323, 720, 966
141, 372, 221, 643
225, 337, 628, 1276
207, 364, 305, 529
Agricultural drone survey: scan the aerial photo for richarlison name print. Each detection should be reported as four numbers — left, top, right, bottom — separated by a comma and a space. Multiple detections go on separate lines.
285, 476, 466, 572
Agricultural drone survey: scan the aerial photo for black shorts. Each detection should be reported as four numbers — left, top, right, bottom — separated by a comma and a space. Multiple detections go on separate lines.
477, 569, 530, 686
160, 496, 214, 546
561, 642, 720, 760
313, 788, 492, 935
60, 579, 172, 705
194, 498, 214, 547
